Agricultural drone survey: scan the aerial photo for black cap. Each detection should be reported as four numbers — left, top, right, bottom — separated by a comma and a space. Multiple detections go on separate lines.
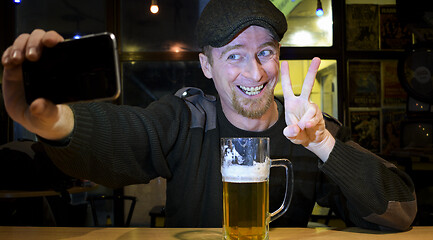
196, 0, 287, 48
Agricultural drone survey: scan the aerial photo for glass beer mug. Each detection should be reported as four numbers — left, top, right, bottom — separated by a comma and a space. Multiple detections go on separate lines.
221, 137, 294, 240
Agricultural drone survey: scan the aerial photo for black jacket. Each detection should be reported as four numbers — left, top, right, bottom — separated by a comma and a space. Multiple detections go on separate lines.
42, 88, 417, 231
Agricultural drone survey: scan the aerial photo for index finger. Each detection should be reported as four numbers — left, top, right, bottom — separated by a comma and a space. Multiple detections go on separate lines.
300, 57, 321, 100
26, 29, 64, 61
2, 33, 31, 66
280, 61, 295, 100
41, 30, 65, 48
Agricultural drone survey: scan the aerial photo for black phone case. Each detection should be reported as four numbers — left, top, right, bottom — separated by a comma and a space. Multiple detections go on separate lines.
22, 32, 120, 104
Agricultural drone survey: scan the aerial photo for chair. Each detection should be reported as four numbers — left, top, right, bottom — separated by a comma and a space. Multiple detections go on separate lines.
87, 195, 136, 227
149, 205, 165, 227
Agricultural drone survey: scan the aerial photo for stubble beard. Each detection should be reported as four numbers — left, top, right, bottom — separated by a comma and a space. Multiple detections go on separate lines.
231, 86, 274, 119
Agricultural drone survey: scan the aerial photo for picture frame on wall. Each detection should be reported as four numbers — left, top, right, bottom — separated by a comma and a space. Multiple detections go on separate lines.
382, 60, 407, 107
346, 4, 379, 50
382, 109, 406, 154
379, 5, 412, 50
349, 109, 381, 153
348, 61, 381, 108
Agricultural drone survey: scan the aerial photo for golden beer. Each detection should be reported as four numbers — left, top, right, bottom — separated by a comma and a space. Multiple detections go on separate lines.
223, 180, 269, 240
221, 138, 292, 240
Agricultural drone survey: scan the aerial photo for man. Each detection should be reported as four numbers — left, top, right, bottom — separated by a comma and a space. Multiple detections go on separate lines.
2, 0, 416, 231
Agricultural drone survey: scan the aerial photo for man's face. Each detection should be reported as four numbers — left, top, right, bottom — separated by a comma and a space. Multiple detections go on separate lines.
202, 26, 280, 119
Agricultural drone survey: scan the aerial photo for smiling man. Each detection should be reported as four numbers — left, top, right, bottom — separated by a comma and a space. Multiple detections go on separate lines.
2, 0, 416, 231
200, 25, 281, 129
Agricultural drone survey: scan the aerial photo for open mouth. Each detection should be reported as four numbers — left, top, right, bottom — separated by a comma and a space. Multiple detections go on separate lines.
238, 84, 266, 96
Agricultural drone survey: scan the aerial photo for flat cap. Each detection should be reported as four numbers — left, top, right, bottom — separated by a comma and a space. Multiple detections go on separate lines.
196, 0, 287, 48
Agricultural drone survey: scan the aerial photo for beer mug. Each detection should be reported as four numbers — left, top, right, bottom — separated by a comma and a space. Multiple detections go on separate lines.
221, 137, 294, 240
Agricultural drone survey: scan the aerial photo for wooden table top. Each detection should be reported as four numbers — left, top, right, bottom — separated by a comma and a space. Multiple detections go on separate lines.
0, 226, 431, 240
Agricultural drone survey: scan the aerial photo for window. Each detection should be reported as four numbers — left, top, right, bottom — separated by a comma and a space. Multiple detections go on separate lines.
120, 0, 202, 52
15, 0, 107, 38
122, 61, 217, 107
276, 59, 338, 118
272, 0, 333, 47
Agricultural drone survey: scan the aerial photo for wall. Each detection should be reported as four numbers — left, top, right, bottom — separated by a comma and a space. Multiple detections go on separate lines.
124, 178, 166, 227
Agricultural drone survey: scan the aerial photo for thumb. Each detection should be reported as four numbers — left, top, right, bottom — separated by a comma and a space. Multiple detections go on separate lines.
28, 98, 59, 123
26, 99, 74, 140
283, 125, 300, 138
305, 130, 336, 162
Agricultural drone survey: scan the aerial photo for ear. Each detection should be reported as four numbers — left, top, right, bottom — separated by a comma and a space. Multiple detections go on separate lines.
199, 53, 213, 79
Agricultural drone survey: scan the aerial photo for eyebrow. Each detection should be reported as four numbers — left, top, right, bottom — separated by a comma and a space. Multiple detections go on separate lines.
261, 41, 279, 50
218, 41, 279, 59
219, 44, 243, 59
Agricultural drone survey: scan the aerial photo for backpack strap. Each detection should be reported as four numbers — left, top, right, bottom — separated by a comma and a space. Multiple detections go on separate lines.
175, 87, 217, 132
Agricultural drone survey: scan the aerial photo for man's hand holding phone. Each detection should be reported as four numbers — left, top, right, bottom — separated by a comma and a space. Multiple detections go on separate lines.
22, 32, 120, 105
2, 29, 73, 141
2, 29, 119, 141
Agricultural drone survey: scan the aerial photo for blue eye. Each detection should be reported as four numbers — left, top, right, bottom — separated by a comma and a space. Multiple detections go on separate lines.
228, 54, 241, 60
258, 50, 272, 57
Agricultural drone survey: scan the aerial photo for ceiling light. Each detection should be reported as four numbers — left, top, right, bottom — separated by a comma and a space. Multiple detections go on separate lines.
316, 0, 324, 17
150, 0, 159, 14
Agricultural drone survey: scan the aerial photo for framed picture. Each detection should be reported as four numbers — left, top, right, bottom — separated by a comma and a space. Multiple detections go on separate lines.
350, 109, 381, 153
348, 61, 381, 107
382, 60, 407, 106
379, 5, 412, 50
382, 109, 406, 154
346, 4, 379, 50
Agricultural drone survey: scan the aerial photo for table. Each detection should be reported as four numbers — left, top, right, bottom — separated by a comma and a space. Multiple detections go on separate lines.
0, 226, 432, 240
0, 184, 99, 226
0, 185, 99, 199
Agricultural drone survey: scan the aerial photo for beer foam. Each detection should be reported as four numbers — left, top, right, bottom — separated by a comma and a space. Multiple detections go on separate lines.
221, 159, 270, 182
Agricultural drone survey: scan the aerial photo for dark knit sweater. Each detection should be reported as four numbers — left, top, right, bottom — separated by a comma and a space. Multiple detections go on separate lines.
41, 88, 416, 231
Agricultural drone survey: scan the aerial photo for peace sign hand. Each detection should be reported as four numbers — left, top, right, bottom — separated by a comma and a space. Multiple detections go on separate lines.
281, 57, 335, 161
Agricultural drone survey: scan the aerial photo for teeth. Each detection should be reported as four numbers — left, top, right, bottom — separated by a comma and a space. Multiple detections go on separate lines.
239, 84, 264, 96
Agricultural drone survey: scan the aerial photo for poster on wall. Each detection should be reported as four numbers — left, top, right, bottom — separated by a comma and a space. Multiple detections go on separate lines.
381, 109, 406, 154
346, 4, 379, 50
382, 60, 407, 106
350, 110, 381, 153
348, 61, 381, 107
379, 5, 412, 50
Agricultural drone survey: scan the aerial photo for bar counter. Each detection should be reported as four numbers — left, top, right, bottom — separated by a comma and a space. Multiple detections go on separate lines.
1, 226, 432, 240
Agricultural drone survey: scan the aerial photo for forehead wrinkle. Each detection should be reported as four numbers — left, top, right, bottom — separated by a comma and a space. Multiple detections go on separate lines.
260, 40, 279, 50
218, 44, 243, 60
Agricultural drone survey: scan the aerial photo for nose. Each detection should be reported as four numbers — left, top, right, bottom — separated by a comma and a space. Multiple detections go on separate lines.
242, 56, 264, 82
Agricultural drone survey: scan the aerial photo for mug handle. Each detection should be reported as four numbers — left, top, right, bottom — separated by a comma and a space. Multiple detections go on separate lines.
269, 159, 294, 222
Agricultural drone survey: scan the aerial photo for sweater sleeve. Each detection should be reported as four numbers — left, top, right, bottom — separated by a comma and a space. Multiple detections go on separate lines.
318, 135, 417, 231
40, 95, 191, 189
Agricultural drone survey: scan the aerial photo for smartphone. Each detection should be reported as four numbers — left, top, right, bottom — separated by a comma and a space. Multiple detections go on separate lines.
22, 32, 121, 104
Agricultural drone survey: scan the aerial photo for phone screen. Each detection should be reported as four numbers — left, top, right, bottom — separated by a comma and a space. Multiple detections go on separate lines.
22, 32, 121, 104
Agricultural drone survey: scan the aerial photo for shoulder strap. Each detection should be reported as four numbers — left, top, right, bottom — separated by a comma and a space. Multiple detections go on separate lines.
323, 113, 352, 142
175, 87, 217, 132
323, 112, 342, 137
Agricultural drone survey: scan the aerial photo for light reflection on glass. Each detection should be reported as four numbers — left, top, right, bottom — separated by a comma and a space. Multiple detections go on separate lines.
272, 0, 333, 47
